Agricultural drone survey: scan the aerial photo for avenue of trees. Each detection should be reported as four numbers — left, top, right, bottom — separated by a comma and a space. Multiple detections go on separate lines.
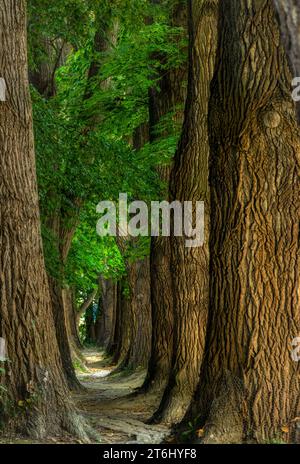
0, 0, 299, 444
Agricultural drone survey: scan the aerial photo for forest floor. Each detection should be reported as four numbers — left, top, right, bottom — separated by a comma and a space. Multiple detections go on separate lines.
0, 348, 172, 444
74, 348, 171, 444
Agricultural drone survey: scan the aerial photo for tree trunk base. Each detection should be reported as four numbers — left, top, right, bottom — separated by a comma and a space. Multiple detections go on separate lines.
150, 386, 194, 426
197, 371, 245, 444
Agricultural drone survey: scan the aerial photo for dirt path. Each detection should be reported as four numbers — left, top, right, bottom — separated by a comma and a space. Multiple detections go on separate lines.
0, 349, 171, 444
74, 349, 171, 444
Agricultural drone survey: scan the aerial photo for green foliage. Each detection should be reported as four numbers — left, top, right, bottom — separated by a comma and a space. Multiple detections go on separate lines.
29, 0, 187, 307
28, 0, 95, 68
65, 209, 126, 292
92, 22, 187, 139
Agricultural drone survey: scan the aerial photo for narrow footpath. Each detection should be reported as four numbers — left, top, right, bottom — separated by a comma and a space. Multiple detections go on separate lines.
73, 349, 171, 444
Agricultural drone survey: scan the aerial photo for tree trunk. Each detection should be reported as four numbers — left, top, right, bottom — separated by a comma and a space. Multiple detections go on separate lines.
29, 38, 70, 97
96, 278, 117, 349
85, 306, 97, 345
112, 280, 131, 365
143, 0, 188, 394
0, 0, 92, 440
76, 287, 99, 328
145, 231, 174, 391
152, 0, 219, 425
112, 248, 152, 371
112, 122, 152, 370
63, 287, 82, 349
28, 8, 82, 392
127, 258, 152, 370
62, 287, 88, 373
195, 0, 300, 443
47, 221, 82, 391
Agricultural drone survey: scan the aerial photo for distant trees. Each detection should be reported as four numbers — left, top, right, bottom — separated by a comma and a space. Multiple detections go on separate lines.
30, 3, 120, 389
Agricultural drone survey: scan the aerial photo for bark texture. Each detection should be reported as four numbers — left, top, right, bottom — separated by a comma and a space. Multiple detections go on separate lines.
143, 0, 188, 394
152, 0, 219, 425
112, 121, 152, 370
96, 278, 117, 349
48, 274, 81, 391
127, 257, 152, 370
63, 287, 83, 350
0, 1, 92, 440
112, 258, 152, 370
195, 0, 300, 443
112, 278, 131, 365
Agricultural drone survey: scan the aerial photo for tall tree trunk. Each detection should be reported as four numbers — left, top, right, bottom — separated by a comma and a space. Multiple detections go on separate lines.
63, 287, 82, 349
112, 259, 152, 370
112, 279, 131, 365
0, 0, 92, 440
112, 123, 152, 370
143, 0, 188, 394
62, 287, 88, 373
47, 219, 82, 391
96, 278, 117, 349
152, 0, 219, 425
127, 258, 152, 370
28, 11, 82, 391
105, 281, 118, 352
195, 0, 300, 443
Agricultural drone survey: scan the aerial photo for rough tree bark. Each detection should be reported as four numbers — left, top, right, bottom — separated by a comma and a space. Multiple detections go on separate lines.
63, 287, 82, 349
141, 0, 188, 395
194, 0, 300, 444
152, 0, 219, 425
122, 124, 152, 370
112, 278, 131, 365
126, 257, 152, 370
112, 250, 152, 370
0, 0, 94, 440
111, 122, 152, 370
48, 279, 81, 390
95, 277, 117, 349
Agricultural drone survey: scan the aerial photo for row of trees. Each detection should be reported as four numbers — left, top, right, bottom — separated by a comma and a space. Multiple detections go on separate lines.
95, 0, 300, 443
0, 0, 299, 443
